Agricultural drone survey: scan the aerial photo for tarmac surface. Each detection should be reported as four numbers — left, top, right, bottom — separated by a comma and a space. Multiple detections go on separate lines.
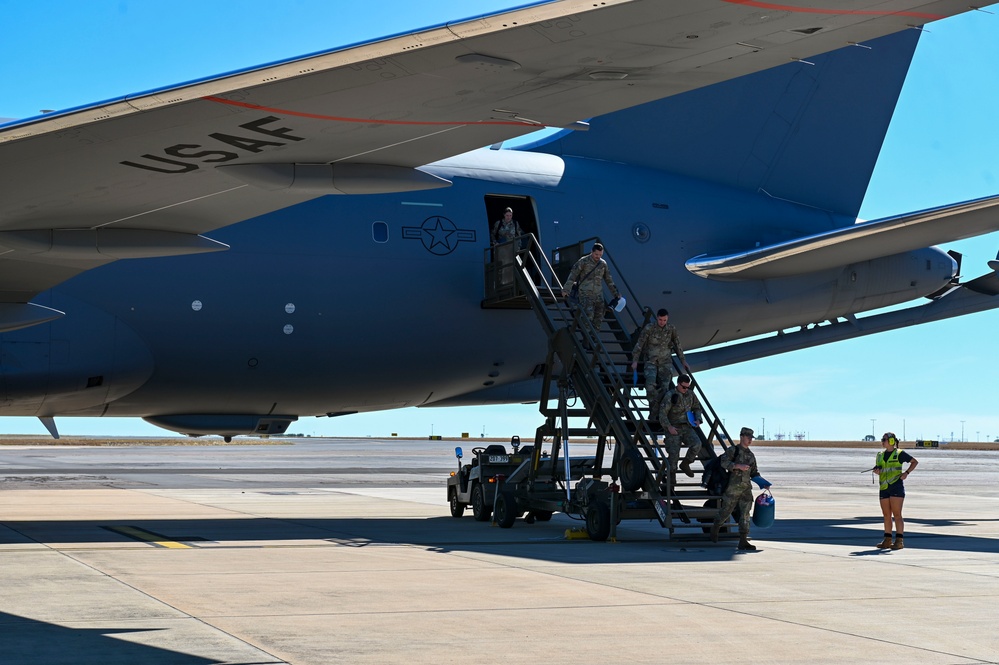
1, 438, 997, 664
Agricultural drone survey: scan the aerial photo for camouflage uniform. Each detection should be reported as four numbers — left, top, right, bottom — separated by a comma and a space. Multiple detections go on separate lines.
658, 387, 703, 471
633, 322, 686, 420
565, 254, 620, 329
491, 218, 523, 245
715, 444, 760, 538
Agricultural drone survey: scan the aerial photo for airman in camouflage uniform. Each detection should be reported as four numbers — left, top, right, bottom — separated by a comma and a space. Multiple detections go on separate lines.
658, 375, 704, 479
491, 207, 524, 246
711, 427, 765, 551
631, 308, 690, 424
562, 242, 621, 329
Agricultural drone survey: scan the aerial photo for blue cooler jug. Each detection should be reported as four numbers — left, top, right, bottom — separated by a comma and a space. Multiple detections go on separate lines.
752, 488, 775, 528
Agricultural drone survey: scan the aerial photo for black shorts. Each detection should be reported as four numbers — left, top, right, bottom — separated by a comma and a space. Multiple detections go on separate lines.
879, 481, 905, 500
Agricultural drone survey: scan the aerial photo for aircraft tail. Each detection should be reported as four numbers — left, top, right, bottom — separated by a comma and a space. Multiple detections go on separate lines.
524, 30, 922, 219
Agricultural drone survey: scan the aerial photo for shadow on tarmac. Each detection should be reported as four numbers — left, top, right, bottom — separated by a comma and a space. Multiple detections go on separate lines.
2, 513, 996, 562
0, 611, 225, 665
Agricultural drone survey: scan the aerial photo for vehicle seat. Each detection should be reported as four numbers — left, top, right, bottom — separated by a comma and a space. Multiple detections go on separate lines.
483, 444, 507, 456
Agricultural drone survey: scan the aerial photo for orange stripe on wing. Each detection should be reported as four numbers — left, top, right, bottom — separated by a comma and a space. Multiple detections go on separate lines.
721, 0, 943, 20
203, 96, 537, 127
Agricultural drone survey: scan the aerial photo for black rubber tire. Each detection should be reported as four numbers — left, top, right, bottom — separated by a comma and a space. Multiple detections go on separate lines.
619, 447, 647, 492
495, 490, 517, 528
471, 484, 491, 522
449, 489, 465, 518
585, 502, 611, 542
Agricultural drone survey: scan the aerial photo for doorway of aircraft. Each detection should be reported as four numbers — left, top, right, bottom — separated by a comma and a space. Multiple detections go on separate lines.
483, 195, 539, 246
483, 195, 541, 292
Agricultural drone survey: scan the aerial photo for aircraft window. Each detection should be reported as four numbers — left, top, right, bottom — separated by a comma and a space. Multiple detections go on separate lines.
191, 300, 203, 311
372, 221, 389, 243
632, 222, 651, 243
283, 324, 294, 335
285, 303, 296, 314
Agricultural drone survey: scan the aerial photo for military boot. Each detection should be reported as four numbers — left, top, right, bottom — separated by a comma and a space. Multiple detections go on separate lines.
679, 459, 694, 477
876, 535, 893, 549
890, 536, 904, 550
710, 521, 720, 543
737, 536, 756, 551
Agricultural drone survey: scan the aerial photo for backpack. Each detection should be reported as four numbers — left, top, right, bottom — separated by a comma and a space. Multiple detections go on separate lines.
701, 456, 728, 496
701, 446, 739, 495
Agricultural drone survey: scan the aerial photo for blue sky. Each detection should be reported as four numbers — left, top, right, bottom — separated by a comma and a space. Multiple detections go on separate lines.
1, 1, 997, 441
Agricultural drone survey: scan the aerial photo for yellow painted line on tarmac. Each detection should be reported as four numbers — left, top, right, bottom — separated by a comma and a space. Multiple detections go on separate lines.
107, 526, 192, 549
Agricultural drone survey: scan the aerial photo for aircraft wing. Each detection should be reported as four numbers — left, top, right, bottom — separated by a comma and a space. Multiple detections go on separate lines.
685, 195, 999, 281
0, 0, 981, 327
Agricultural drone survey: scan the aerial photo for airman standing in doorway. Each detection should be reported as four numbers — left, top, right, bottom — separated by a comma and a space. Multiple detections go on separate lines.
491, 207, 523, 247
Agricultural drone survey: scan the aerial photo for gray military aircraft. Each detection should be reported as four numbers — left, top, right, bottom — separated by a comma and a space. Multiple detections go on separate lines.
2, 1, 998, 439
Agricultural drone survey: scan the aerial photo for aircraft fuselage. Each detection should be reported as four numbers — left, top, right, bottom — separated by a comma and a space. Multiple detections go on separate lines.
0, 149, 954, 430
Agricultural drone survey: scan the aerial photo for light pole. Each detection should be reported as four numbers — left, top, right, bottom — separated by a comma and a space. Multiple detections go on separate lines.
871, 418, 876, 440
761, 417, 765, 440
961, 421, 965, 442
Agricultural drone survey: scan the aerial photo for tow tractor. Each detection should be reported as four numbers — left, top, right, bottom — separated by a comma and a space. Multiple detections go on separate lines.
447, 433, 615, 534
447, 437, 537, 521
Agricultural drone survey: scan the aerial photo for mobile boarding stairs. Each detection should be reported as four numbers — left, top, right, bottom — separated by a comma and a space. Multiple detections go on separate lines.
481, 235, 737, 541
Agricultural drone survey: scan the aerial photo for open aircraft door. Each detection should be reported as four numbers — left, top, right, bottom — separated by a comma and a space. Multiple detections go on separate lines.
483, 195, 541, 291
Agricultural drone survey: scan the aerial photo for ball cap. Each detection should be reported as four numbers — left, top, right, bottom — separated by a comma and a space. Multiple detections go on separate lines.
740, 427, 755, 438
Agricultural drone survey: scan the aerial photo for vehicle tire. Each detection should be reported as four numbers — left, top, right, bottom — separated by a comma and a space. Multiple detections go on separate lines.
585, 501, 611, 542
495, 490, 517, 528
620, 447, 646, 492
449, 489, 465, 518
471, 484, 491, 522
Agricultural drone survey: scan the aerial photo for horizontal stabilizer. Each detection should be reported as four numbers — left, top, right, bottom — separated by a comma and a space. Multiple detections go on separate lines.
688, 264, 999, 371
686, 195, 999, 281
964, 271, 999, 297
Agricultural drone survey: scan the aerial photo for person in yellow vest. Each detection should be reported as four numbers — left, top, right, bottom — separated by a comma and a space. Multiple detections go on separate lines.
874, 432, 918, 550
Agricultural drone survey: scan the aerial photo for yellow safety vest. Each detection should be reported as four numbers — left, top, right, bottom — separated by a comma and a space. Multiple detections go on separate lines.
877, 449, 903, 490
